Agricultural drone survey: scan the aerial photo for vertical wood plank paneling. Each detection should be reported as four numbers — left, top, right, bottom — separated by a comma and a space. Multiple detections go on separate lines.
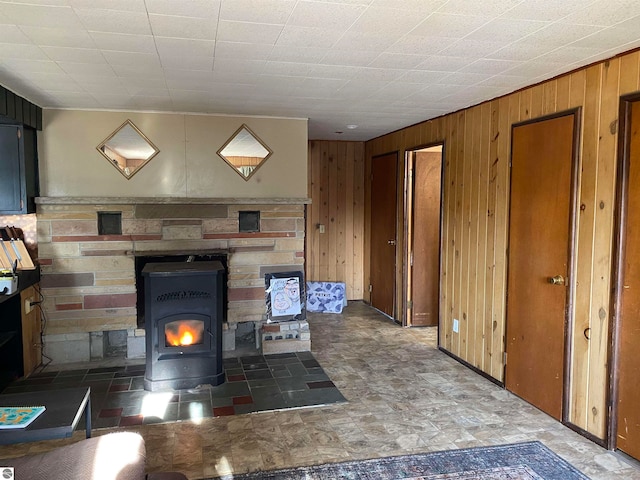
345, 142, 355, 298
362, 48, 640, 440
353, 142, 365, 299
475, 102, 491, 370
327, 142, 339, 281
496, 92, 521, 379
586, 58, 620, 437
468, 105, 483, 366
335, 142, 348, 285
425, 121, 434, 145
405, 124, 422, 149
441, 115, 456, 349
556, 75, 571, 112
520, 88, 532, 120
570, 64, 602, 430
308, 142, 322, 283
543, 80, 558, 115
306, 141, 366, 299
453, 112, 466, 355
619, 52, 640, 95
363, 143, 373, 303
530, 83, 545, 118
460, 109, 474, 358
569, 69, 587, 109
319, 141, 331, 280
565, 67, 587, 422
433, 119, 443, 144
496, 91, 520, 380
484, 99, 500, 373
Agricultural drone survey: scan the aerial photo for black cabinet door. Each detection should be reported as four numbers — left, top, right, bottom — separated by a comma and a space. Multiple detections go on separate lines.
0, 124, 38, 214
0, 124, 23, 213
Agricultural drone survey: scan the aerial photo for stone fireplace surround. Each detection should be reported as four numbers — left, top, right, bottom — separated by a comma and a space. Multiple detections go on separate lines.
35, 197, 308, 365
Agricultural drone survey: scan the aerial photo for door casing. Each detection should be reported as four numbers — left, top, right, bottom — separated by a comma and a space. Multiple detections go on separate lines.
609, 93, 640, 454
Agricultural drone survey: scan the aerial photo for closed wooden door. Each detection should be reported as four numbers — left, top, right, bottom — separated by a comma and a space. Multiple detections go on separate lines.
370, 153, 398, 317
617, 99, 640, 460
505, 113, 576, 421
410, 151, 442, 326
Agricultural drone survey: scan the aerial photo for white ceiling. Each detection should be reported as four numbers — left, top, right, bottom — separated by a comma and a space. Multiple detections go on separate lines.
1, 0, 640, 141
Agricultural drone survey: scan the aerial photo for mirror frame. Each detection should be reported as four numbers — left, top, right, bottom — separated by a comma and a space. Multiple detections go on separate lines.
96, 119, 160, 180
216, 124, 273, 181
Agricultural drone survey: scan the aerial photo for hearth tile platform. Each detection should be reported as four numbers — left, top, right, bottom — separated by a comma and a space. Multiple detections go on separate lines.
1, 352, 346, 429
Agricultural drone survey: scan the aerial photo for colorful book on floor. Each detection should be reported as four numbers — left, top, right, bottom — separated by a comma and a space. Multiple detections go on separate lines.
0, 406, 46, 429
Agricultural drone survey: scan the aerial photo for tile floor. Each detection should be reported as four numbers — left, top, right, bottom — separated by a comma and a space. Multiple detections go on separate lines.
1, 352, 346, 428
1, 302, 640, 479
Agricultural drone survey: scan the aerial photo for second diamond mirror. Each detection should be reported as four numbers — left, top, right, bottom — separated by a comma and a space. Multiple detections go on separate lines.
217, 124, 273, 181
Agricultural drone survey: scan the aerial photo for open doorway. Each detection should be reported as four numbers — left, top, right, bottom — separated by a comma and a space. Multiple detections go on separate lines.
403, 144, 444, 327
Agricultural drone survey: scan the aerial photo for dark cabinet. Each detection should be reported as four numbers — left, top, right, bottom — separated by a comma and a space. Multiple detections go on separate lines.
0, 124, 39, 214
0, 271, 41, 391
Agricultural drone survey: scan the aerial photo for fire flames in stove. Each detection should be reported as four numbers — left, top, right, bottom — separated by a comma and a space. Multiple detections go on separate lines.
165, 319, 204, 347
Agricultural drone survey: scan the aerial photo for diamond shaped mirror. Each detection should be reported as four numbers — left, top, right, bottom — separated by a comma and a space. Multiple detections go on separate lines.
217, 124, 273, 181
96, 120, 160, 179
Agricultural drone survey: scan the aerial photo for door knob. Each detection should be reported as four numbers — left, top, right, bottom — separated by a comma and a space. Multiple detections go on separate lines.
548, 275, 565, 286
388, 240, 396, 245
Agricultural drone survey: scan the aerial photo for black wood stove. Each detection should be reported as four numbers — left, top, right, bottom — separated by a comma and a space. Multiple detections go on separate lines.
142, 261, 225, 391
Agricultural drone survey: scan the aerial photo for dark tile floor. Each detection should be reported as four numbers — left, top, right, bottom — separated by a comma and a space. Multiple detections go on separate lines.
1, 351, 346, 429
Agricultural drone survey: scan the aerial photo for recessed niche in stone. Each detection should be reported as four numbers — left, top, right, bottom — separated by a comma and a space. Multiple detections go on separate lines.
217, 124, 272, 181
98, 211, 122, 235
239, 210, 260, 233
96, 119, 160, 179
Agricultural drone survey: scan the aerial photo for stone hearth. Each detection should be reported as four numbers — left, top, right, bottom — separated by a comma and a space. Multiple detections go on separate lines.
36, 197, 308, 364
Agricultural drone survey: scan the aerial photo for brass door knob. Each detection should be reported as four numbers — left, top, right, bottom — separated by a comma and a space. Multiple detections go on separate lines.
548, 275, 565, 285
388, 240, 396, 245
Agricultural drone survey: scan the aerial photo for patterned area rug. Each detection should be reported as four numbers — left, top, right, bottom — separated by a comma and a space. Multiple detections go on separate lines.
205, 441, 589, 479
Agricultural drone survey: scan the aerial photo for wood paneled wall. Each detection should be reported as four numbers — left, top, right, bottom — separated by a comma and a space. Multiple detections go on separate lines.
364, 50, 640, 440
306, 140, 365, 300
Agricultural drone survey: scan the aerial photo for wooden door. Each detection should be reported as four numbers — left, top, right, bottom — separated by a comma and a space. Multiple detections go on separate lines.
616, 99, 640, 459
505, 113, 576, 421
410, 151, 442, 326
370, 153, 398, 317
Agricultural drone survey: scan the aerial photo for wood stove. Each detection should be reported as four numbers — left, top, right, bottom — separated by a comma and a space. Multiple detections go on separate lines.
142, 261, 225, 391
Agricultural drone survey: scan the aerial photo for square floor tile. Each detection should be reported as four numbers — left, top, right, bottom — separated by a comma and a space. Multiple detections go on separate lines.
233, 395, 253, 405
179, 400, 213, 421
99, 407, 123, 418
213, 405, 235, 416
109, 383, 130, 392
307, 380, 336, 389
244, 369, 273, 380
119, 414, 144, 426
